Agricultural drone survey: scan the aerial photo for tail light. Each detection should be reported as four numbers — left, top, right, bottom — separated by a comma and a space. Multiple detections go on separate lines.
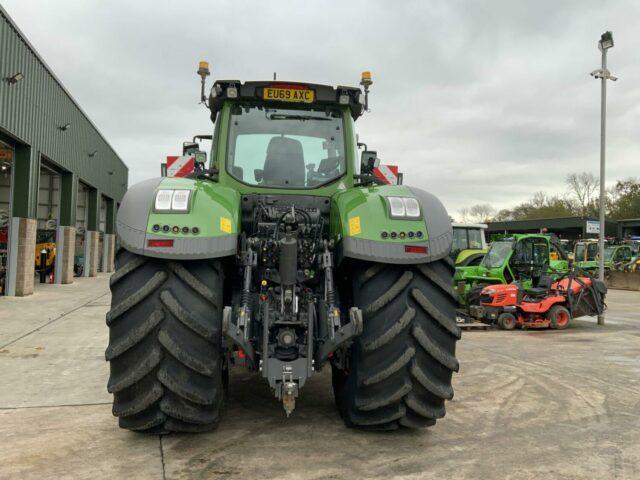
404, 245, 427, 254
148, 239, 174, 248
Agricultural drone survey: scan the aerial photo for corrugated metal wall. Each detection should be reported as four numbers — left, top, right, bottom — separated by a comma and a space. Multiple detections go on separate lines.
0, 5, 127, 202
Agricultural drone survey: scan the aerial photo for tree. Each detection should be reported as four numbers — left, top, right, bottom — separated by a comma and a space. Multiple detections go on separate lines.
457, 207, 471, 223
608, 178, 640, 220
566, 172, 599, 216
458, 204, 495, 223
469, 204, 496, 223
457, 173, 638, 226
493, 209, 515, 221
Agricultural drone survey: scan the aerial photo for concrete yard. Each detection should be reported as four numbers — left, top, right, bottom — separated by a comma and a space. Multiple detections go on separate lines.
0, 276, 639, 480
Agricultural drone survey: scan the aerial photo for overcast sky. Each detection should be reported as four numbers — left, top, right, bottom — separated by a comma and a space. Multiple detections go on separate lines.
3, 0, 638, 218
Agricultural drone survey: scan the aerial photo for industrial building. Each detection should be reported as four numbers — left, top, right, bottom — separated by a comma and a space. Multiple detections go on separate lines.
617, 218, 640, 239
0, 5, 127, 296
486, 216, 617, 241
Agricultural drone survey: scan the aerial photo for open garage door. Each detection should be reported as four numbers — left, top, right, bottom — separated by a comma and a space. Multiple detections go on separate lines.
75, 182, 90, 277
0, 141, 14, 295
36, 161, 61, 285
99, 195, 107, 272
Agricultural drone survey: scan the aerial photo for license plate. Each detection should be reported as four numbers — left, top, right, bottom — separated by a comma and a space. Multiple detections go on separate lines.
263, 87, 314, 103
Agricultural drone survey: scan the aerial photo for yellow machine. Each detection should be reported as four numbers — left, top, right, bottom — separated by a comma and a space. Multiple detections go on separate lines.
35, 242, 56, 272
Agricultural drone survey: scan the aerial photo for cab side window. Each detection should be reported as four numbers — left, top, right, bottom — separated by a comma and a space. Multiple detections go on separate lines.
468, 229, 483, 249
452, 228, 468, 253
618, 247, 632, 262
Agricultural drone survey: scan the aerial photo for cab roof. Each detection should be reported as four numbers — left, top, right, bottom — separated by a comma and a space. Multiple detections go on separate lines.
208, 80, 365, 121
452, 223, 488, 229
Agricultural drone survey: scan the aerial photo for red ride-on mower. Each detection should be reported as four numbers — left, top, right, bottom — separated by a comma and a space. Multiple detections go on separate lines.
470, 270, 607, 330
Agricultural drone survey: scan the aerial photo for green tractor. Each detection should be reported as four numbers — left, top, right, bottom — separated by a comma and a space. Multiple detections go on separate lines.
602, 244, 634, 271
451, 223, 488, 266
571, 240, 599, 272
454, 233, 569, 308
572, 241, 634, 273
105, 65, 460, 433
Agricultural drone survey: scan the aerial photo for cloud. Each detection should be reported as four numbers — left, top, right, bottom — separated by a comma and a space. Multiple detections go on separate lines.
3, 0, 638, 217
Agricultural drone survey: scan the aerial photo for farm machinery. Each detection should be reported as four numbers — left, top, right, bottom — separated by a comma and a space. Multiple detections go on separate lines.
105, 65, 460, 433
469, 268, 607, 330
454, 233, 569, 309
451, 223, 488, 266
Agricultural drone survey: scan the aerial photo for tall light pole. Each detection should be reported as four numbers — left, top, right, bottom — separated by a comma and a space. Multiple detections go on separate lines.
590, 31, 617, 326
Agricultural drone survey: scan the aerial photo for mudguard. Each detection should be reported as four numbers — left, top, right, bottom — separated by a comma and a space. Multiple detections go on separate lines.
331, 184, 452, 265
116, 177, 241, 260
455, 249, 487, 266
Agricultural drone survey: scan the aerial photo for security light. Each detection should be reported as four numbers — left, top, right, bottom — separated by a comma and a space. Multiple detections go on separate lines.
59, 123, 71, 131
599, 31, 614, 50
591, 29, 617, 325
88, 150, 97, 157
5, 72, 24, 84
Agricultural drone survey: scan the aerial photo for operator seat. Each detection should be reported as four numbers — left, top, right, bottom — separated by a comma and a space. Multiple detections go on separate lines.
524, 274, 553, 298
262, 136, 305, 187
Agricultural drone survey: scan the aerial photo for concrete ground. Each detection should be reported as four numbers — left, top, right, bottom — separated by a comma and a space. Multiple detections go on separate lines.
1, 276, 639, 480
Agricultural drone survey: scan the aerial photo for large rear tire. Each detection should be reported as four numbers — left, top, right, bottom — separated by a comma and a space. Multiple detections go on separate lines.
333, 259, 460, 430
106, 249, 226, 433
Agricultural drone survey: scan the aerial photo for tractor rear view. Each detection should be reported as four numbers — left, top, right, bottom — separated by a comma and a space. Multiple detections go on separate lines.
105, 65, 460, 433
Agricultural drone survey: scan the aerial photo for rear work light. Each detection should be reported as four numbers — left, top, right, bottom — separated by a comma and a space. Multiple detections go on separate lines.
171, 190, 191, 211
148, 239, 174, 248
386, 196, 421, 219
404, 245, 427, 254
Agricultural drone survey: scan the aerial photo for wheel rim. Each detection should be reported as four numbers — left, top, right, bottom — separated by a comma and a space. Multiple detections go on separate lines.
556, 310, 570, 327
501, 315, 515, 329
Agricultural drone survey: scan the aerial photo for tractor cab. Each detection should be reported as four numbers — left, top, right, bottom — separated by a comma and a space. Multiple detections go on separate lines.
574, 240, 599, 262
604, 244, 634, 270
508, 235, 550, 284
572, 240, 600, 272
451, 223, 488, 266
197, 76, 374, 196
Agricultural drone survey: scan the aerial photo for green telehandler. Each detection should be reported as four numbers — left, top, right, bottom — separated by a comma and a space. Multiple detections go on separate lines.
105, 65, 460, 433
454, 233, 569, 309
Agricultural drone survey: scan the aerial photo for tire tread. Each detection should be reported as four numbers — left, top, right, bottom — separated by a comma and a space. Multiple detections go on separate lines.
106, 251, 225, 433
334, 259, 458, 430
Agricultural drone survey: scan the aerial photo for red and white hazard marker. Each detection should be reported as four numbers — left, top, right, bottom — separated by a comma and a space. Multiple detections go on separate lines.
166, 155, 195, 177
372, 164, 399, 185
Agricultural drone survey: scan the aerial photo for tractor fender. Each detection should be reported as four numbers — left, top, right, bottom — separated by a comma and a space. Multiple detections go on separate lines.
332, 184, 452, 265
117, 177, 240, 260
407, 186, 453, 261
455, 250, 486, 266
